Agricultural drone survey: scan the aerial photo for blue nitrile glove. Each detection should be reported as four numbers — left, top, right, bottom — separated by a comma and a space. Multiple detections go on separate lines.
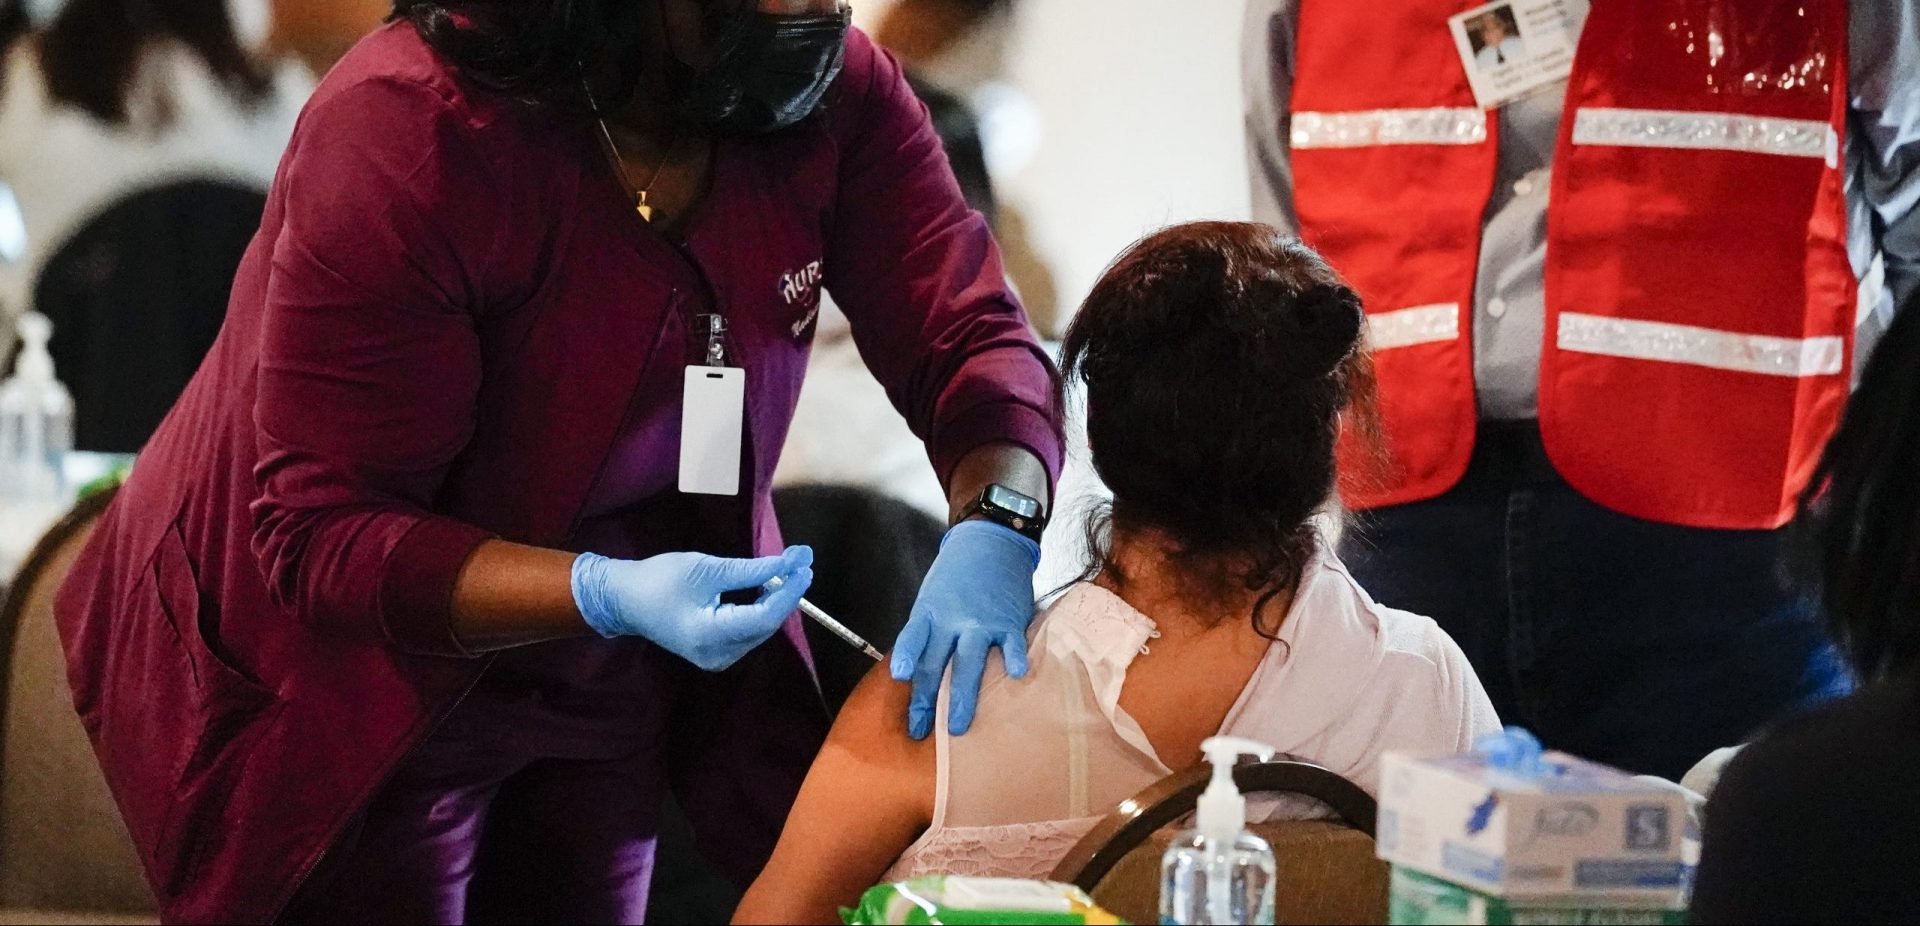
571, 546, 814, 672
892, 519, 1040, 739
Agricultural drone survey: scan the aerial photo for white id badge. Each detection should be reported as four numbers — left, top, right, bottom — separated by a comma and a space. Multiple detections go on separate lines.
1448, 0, 1585, 110
679, 366, 745, 496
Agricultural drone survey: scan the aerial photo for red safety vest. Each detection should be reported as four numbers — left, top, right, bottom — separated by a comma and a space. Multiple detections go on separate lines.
1290, 0, 1853, 530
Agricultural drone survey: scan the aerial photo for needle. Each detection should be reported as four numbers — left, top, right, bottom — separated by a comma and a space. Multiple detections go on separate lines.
766, 574, 886, 662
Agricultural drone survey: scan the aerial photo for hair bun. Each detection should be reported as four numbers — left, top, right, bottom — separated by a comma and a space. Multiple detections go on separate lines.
1284, 283, 1364, 378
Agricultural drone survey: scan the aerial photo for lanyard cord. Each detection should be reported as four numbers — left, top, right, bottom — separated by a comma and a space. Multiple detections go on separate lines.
579, 71, 729, 366
581, 75, 685, 223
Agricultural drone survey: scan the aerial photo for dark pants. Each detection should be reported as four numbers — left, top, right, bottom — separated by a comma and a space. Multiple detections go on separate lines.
1340, 424, 1852, 781
278, 635, 828, 925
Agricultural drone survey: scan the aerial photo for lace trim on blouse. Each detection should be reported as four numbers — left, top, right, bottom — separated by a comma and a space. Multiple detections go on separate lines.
883, 817, 1107, 883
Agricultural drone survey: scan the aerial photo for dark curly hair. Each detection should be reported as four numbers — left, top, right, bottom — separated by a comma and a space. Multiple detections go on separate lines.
35, 0, 271, 125
389, 0, 748, 110
1060, 222, 1378, 636
1797, 288, 1920, 682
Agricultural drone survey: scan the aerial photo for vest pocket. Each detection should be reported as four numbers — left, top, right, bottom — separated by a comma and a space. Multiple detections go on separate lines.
93, 521, 280, 900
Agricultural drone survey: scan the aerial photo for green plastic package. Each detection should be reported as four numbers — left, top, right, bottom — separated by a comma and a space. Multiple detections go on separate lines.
842, 876, 1126, 925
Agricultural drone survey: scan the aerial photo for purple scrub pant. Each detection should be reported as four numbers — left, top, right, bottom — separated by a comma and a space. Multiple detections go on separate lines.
279, 634, 828, 925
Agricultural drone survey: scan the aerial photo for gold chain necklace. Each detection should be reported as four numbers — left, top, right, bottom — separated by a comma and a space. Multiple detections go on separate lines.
582, 78, 683, 224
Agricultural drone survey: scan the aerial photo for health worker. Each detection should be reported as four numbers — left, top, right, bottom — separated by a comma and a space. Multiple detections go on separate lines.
52, 1, 1063, 922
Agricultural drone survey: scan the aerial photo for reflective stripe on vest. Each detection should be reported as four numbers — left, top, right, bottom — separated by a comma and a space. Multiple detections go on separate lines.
1367, 304, 1462, 350
1571, 107, 1838, 164
1557, 313, 1845, 379
1291, 108, 1487, 149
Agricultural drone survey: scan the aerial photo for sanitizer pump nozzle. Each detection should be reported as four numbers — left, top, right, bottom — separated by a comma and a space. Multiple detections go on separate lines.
1162, 736, 1281, 925
1196, 736, 1276, 845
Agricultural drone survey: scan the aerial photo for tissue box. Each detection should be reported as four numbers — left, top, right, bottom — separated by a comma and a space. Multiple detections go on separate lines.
1390, 867, 1685, 925
1377, 750, 1690, 906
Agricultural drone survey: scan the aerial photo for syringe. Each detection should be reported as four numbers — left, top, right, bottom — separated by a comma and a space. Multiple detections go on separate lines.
766, 574, 886, 662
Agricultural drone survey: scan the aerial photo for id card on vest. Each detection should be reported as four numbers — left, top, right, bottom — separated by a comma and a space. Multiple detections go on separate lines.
1448, 0, 1585, 109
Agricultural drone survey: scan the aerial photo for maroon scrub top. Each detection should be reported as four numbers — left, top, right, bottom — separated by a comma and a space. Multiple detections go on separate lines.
53, 21, 1063, 924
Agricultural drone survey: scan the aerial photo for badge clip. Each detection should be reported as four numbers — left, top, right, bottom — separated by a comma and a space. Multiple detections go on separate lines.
701, 314, 728, 367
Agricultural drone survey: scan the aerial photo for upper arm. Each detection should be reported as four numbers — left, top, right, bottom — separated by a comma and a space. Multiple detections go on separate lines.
1407, 616, 1502, 750
249, 77, 502, 653
1243, 0, 1301, 232
1447, 643, 1502, 747
1850, 0, 1920, 311
256, 81, 486, 490
819, 31, 1063, 488
735, 663, 937, 925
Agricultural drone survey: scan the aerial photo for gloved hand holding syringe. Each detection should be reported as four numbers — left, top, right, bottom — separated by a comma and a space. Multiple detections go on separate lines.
765, 573, 886, 662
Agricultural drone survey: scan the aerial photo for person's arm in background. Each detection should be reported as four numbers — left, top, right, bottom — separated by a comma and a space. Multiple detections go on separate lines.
1851, 0, 1920, 322
733, 665, 936, 924
0, 181, 22, 369
267, 0, 389, 75
1243, 0, 1301, 233
821, 31, 1065, 739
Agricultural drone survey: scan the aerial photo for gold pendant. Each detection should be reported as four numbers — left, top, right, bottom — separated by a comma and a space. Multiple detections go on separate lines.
636, 195, 654, 223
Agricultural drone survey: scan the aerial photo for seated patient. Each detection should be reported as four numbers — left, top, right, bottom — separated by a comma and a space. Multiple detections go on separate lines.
736, 223, 1500, 924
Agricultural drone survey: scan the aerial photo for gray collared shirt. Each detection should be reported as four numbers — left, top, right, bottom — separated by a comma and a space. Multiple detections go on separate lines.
1244, 0, 1920, 419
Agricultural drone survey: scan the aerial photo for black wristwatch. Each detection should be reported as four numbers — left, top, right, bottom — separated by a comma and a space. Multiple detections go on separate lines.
964, 484, 1048, 544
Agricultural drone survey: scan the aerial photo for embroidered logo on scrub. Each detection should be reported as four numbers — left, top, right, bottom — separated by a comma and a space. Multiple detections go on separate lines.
781, 260, 825, 337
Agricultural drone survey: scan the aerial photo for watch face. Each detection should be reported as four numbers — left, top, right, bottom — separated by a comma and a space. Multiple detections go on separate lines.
985, 485, 1041, 520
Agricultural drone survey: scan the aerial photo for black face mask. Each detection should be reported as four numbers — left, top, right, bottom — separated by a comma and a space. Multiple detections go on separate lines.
681, 7, 851, 136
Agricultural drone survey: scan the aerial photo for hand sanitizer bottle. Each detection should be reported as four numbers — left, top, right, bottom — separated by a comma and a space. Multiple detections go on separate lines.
0, 312, 74, 505
1160, 736, 1279, 925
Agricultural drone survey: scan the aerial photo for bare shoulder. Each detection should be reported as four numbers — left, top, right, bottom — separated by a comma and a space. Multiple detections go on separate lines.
821, 662, 937, 800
